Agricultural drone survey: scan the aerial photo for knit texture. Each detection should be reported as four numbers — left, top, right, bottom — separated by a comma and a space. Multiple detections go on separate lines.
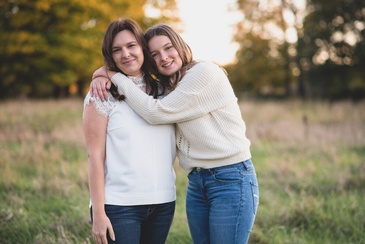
112, 61, 251, 173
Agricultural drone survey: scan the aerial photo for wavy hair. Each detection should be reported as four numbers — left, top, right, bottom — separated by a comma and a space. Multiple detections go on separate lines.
101, 18, 164, 99
144, 24, 197, 91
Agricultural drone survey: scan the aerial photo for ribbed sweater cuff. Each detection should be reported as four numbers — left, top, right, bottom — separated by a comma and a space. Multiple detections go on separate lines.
111, 73, 131, 94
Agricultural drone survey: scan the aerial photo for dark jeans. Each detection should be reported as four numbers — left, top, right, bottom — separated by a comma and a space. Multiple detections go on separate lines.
91, 201, 175, 244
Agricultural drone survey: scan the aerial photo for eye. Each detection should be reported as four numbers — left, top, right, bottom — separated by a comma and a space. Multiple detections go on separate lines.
112, 48, 120, 53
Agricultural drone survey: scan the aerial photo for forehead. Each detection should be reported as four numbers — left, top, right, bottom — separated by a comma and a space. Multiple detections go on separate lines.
148, 35, 171, 50
113, 30, 137, 46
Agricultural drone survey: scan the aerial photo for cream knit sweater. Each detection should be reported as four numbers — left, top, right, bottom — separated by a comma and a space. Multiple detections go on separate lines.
111, 61, 251, 173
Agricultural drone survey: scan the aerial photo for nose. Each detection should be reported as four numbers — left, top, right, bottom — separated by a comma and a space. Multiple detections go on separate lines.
161, 55, 168, 62
121, 49, 130, 58
161, 51, 168, 61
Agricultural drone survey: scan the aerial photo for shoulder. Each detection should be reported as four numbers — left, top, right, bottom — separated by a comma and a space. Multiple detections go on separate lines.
190, 60, 217, 69
84, 91, 118, 117
184, 60, 228, 86
188, 60, 226, 77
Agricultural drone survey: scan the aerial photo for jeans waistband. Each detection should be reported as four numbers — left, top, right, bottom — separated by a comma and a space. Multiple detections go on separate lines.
191, 159, 252, 173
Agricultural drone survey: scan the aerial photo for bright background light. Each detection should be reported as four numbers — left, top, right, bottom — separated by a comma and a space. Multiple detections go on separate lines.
177, 0, 242, 65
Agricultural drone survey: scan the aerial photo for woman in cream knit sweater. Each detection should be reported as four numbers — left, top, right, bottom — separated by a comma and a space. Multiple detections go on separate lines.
91, 24, 259, 244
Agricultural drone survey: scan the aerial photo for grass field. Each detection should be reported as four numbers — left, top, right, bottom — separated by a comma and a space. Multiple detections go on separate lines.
0, 98, 364, 243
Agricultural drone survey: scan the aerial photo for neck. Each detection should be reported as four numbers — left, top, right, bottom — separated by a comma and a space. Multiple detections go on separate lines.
128, 73, 145, 87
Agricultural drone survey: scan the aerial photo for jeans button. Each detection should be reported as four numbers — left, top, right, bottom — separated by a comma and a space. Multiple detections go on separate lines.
196, 167, 201, 172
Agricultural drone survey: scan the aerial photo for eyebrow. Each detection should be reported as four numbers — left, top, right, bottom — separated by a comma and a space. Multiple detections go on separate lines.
162, 42, 172, 47
112, 41, 138, 49
150, 42, 172, 53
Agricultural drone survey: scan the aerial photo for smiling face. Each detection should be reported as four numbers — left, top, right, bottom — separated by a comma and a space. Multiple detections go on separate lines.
148, 35, 183, 76
112, 30, 144, 77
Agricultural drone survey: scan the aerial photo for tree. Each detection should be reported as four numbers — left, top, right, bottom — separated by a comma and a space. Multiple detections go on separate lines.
227, 32, 288, 97
230, 0, 305, 97
0, 0, 178, 99
298, 0, 365, 99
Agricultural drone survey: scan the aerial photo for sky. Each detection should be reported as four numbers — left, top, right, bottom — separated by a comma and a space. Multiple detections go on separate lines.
177, 0, 242, 65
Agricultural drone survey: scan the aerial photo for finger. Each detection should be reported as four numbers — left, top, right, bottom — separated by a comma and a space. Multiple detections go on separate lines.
106, 80, 111, 90
97, 82, 106, 100
101, 234, 108, 244
103, 80, 111, 99
96, 89, 102, 100
93, 234, 101, 244
91, 78, 102, 99
108, 224, 115, 241
90, 82, 96, 98
102, 79, 109, 100
95, 233, 108, 244
103, 81, 110, 99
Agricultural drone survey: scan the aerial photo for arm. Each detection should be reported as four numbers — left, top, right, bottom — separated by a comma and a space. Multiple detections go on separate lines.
111, 61, 237, 124
90, 66, 117, 100
83, 101, 115, 243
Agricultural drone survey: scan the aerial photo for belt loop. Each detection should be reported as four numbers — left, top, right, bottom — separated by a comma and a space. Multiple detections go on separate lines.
242, 161, 249, 170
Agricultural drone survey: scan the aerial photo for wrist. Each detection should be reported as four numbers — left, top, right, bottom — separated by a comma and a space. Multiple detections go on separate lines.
92, 207, 106, 216
106, 70, 117, 78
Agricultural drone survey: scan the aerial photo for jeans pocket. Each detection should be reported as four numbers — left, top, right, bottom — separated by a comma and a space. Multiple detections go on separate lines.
250, 179, 259, 214
213, 167, 242, 183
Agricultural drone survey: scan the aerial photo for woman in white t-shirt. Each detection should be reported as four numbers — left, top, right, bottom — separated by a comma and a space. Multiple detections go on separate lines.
91, 24, 259, 244
82, 18, 176, 244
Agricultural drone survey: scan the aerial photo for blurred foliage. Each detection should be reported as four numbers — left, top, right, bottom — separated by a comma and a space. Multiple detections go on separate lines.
1, 0, 364, 100
298, 0, 365, 100
0, 0, 178, 99
228, 0, 365, 100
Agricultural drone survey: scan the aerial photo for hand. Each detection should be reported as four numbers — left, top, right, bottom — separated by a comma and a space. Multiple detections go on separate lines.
90, 67, 118, 100
92, 214, 115, 244
90, 77, 111, 100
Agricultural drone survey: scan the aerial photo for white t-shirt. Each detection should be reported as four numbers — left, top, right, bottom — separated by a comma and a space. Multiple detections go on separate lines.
84, 92, 176, 206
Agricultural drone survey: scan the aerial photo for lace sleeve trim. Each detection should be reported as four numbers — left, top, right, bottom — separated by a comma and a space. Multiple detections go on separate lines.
84, 92, 117, 117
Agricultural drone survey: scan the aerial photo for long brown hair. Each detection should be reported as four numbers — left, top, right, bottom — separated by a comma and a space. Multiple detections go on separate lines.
101, 18, 165, 100
144, 24, 197, 91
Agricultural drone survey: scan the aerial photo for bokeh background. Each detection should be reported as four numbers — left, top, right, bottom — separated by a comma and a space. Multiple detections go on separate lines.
1, 0, 365, 243
1, 0, 365, 100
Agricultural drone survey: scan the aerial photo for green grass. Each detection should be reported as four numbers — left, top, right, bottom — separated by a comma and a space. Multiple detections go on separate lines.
0, 98, 364, 243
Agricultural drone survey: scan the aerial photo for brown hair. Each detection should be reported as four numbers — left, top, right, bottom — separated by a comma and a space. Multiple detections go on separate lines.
144, 24, 197, 90
102, 18, 165, 100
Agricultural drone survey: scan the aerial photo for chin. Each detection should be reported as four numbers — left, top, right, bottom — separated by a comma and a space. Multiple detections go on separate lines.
158, 70, 169, 76
162, 69, 178, 76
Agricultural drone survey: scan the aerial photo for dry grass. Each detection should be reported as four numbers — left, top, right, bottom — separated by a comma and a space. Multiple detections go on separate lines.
1, 98, 364, 243
240, 99, 365, 146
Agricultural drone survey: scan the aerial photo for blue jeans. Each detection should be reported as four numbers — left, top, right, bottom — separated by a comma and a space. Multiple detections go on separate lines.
91, 201, 175, 244
186, 159, 259, 244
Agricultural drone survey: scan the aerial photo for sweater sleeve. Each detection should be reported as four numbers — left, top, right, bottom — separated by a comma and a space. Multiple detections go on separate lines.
111, 61, 237, 124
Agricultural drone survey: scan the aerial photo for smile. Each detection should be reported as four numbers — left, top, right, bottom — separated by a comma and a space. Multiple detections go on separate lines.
123, 59, 135, 65
162, 61, 173, 68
